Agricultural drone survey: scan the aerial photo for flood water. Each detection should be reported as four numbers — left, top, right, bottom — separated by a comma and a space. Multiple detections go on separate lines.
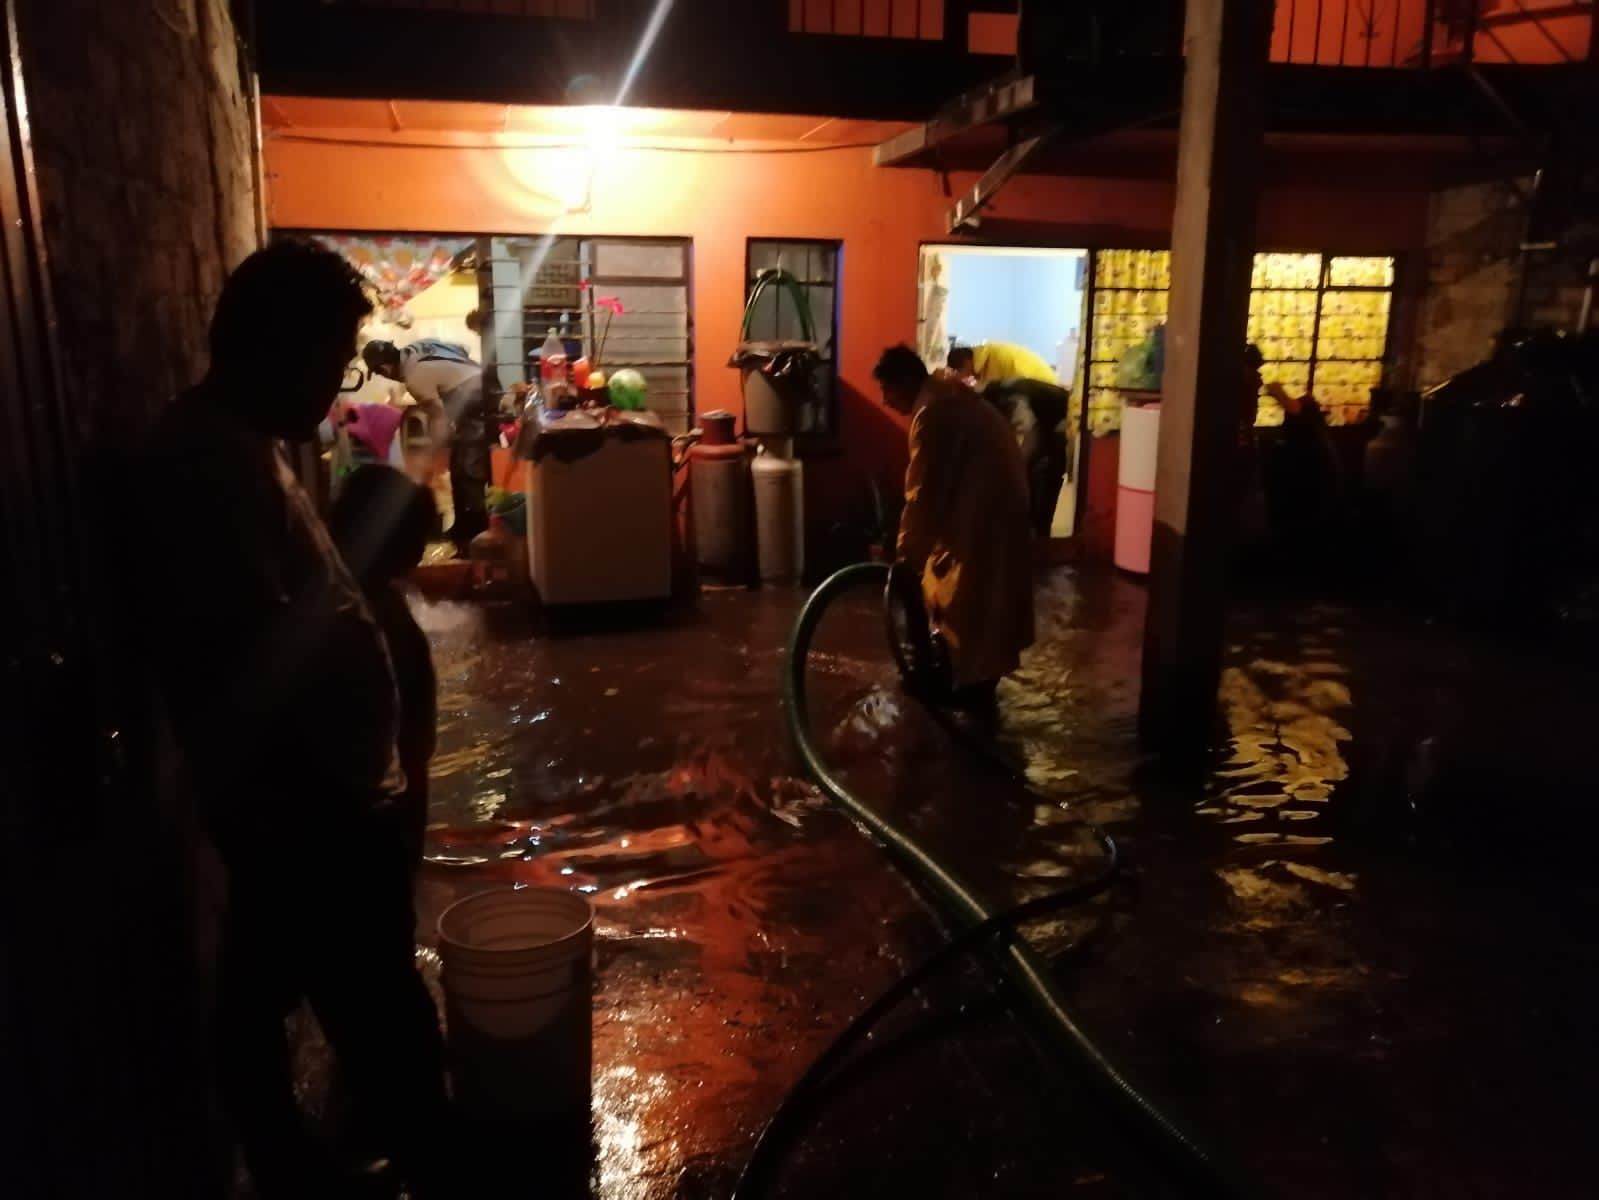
292, 568, 1599, 1198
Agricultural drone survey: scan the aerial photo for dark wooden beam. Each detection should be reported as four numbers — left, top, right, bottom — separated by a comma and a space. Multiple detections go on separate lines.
1138, 0, 1273, 756
874, 72, 1038, 167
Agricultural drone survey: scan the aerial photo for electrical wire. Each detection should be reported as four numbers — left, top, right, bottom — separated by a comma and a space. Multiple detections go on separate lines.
266, 132, 887, 156
735, 561, 1243, 1199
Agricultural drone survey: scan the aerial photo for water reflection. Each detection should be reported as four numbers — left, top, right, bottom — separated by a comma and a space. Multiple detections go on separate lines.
274, 569, 1583, 1199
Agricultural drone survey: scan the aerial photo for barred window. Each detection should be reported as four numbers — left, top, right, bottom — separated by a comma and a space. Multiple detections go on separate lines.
483, 235, 695, 432
745, 239, 842, 437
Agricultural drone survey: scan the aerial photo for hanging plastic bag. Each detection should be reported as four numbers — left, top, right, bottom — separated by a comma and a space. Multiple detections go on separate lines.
1115, 329, 1163, 391
729, 268, 825, 434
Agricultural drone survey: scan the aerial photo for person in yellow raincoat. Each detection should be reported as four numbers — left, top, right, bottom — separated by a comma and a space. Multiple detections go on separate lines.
874, 345, 1035, 708
948, 341, 1060, 388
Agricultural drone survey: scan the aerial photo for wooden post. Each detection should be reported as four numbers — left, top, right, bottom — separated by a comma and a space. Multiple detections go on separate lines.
1138, 0, 1272, 755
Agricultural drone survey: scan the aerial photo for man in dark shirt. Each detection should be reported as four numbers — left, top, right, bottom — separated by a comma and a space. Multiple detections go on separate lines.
141, 241, 452, 1198
981, 375, 1072, 537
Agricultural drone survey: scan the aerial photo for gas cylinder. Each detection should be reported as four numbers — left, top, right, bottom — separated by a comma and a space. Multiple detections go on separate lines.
751, 444, 804, 584
689, 410, 752, 583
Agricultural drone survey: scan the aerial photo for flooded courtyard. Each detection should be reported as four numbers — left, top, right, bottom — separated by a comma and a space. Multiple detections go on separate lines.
320, 568, 1599, 1198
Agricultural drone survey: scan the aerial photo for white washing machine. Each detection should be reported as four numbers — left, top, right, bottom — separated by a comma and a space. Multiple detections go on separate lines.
520, 408, 674, 606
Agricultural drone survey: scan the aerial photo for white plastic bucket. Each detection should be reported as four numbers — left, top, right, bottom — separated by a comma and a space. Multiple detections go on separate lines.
438, 887, 595, 1124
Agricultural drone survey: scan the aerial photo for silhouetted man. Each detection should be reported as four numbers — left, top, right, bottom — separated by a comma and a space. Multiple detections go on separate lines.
141, 240, 452, 1199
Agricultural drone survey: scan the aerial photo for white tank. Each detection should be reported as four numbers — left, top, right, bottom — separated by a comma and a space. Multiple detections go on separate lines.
751, 446, 804, 584
1114, 400, 1161, 575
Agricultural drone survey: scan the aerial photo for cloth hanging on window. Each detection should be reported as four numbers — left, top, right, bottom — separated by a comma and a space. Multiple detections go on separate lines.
317, 235, 473, 317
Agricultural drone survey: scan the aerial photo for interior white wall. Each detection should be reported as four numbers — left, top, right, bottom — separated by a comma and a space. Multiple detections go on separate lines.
942, 250, 1084, 378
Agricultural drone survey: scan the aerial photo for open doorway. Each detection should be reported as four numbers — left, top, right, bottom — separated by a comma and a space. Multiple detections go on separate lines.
917, 245, 1090, 539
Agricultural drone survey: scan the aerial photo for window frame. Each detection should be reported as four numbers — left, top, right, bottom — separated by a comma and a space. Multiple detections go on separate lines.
281, 226, 698, 431
1083, 247, 1399, 432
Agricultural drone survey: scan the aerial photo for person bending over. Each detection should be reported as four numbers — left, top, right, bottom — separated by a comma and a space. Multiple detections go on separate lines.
364, 337, 491, 552
947, 341, 1059, 388
874, 345, 1035, 710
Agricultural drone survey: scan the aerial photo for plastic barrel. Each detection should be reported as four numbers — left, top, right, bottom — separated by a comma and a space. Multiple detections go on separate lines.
437, 888, 594, 1125
1114, 401, 1160, 574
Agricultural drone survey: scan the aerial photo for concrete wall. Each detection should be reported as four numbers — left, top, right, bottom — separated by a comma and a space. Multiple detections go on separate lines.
4, 2, 258, 1194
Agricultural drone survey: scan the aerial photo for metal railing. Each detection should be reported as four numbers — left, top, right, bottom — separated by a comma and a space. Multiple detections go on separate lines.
337, 0, 597, 14
786, 0, 945, 40
1271, 0, 1595, 68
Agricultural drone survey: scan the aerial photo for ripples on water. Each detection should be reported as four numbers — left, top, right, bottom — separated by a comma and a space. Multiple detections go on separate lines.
403, 578, 1373, 1196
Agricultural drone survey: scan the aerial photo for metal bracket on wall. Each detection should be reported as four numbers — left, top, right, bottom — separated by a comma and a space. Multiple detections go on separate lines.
947, 123, 1061, 233
875, 71, 1038, 168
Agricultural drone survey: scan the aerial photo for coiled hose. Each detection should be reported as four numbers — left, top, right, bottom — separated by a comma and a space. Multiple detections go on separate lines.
733, 562, 1241, 1199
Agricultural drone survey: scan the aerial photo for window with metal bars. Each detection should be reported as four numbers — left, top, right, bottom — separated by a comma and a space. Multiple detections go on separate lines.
744, 239, 841, 436
788, 0, 945, 40
1085, 250, 1396, 433
481, 235, 695, 432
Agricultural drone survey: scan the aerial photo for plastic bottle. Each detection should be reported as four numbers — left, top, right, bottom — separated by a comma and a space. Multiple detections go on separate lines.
539, 328, 568, 390
558, 311, 581, 362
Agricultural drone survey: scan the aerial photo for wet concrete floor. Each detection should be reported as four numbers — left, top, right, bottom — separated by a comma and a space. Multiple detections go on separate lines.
306, 567, 1599, 1197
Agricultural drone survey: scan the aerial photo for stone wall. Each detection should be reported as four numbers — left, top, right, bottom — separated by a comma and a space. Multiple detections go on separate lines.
1413, 178, 1596, 390
19, 0, 259, 436
3, 3, 258, 1196
1520, 250, 1596, 333
1412, 180, 1527, 390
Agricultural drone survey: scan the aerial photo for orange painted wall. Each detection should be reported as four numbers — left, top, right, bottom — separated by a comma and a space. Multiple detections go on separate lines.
264, 118, 1429, 538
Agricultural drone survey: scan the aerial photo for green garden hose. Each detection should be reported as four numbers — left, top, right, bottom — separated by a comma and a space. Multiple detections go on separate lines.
740, 561, 1242, 1199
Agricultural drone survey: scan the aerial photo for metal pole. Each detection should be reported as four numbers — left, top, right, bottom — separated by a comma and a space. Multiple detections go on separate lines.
1578, 257, 1598, 334
1139, 0, 1273, 755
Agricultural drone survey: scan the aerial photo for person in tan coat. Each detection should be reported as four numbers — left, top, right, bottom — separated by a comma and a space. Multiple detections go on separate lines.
874, 345, 1035, 707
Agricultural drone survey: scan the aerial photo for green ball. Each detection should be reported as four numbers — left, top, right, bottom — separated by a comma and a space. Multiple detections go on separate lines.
607, 368, 647, 412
